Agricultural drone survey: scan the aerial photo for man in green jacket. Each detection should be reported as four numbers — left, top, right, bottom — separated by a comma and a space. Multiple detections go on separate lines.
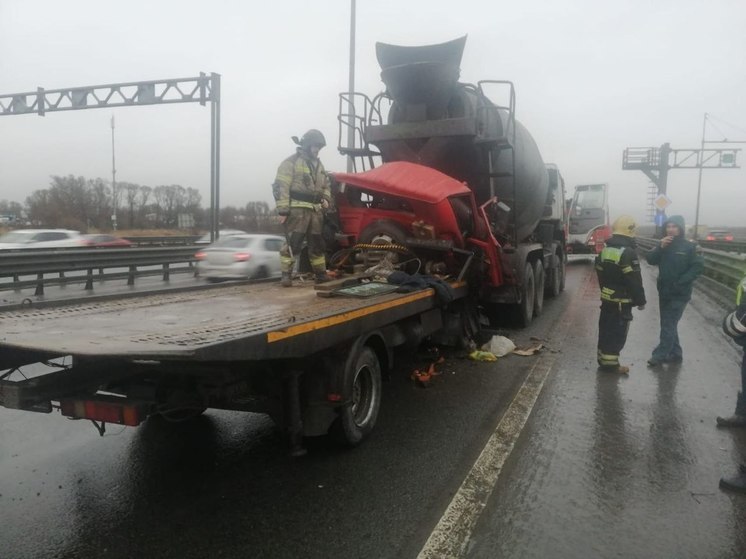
273, 129, 332, 287
645, 215, 704, 366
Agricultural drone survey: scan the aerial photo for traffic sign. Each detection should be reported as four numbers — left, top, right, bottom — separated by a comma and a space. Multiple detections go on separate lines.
655, 212, 666, 226
653, 194, 672, 211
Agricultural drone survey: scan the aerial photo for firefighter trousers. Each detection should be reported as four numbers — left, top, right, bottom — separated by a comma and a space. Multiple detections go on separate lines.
280, 207, 326, 274
597, 301, 633, 368
734, 351, 746, 416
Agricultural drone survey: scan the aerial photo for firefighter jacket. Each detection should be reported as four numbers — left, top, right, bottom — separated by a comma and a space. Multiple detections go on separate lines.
645, 215, 704, 300
273, 150, 331, 214
723, 273, 746, 346
723, 299, 746, 348
595, 234, 646, 306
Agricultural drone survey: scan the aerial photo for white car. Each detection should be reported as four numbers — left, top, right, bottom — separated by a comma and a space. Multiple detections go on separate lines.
194, 229, 247, 245
195, 234, 285, 281
0, 229, 83, 249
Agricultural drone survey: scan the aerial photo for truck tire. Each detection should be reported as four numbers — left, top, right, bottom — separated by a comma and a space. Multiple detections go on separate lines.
330, 346, 382, 446
358, 220, 408, 246
545, 248, 565, 298
532, 259, 545, 317
515, 261, 535, 327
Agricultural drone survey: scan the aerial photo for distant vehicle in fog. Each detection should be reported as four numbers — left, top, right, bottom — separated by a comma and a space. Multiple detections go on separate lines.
80, 234, 133, 248
705, 229, 734, 242
0, 229, 82, 249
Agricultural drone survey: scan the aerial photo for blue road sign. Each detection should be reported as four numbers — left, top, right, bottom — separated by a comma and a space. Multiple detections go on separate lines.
655, 212, 667, 227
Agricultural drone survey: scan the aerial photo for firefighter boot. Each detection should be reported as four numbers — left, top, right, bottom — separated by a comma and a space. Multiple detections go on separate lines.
281, 272, 292, 287
720, 464, 746, 493
314, 271, 332, 285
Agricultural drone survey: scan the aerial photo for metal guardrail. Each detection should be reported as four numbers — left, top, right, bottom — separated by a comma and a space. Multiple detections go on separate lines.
0, 246, 198, 295
123, 235, 201, 246
699, 240, 746, 254
637, 237, 745, 297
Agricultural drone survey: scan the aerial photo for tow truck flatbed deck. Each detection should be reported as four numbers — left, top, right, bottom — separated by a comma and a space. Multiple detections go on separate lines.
0, 281, 465, 365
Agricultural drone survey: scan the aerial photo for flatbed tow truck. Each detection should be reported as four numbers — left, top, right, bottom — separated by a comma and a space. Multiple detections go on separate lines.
0, 278, 468, 455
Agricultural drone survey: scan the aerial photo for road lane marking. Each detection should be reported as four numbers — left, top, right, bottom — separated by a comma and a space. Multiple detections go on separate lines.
416, 272, 587, 559
416, 353, 556, 558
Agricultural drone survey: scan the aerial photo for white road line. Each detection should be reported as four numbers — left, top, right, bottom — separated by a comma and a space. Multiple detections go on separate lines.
416, 353, 556, 559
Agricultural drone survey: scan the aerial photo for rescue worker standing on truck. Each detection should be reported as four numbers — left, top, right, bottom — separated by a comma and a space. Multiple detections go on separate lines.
273, 129, 332, 287
645, 215, 704, 366
595, 215, 647, 374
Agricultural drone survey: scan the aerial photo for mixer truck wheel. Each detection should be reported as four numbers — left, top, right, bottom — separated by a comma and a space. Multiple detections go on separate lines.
359, 220, 408, 246
532, 260, 545, 317
545, 248, 566, 298
515, 262, 535, 327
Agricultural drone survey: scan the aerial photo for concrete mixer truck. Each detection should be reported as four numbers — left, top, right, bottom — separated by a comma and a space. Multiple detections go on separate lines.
334, 36, 567, 326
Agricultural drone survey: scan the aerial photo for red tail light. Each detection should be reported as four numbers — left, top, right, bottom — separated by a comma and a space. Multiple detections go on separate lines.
195, 251, 206, 260
60, 398, 147, 426
725, 235, 734, 241
234, 252, 252, 262
706, 235, 715, 241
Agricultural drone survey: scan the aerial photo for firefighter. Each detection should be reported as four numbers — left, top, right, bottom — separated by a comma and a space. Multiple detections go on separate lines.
645, 215, 704, 366
273, 129, 332, 287
716, 274, 746, 428
595, 215, 647, 374
716, 274, 746, 493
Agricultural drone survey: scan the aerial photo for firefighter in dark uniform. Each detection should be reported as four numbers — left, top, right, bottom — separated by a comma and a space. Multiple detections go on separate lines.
595, 215, 647, 374
717, 274, 746, 492
273, 129, 332, 287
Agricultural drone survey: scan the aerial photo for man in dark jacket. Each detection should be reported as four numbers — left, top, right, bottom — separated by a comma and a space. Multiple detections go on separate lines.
716, 277, 746, 493
646, 215, 704, 366
595, 215, 647, 374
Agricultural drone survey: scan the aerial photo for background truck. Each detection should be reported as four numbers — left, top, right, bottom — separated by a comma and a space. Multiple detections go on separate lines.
566, 183, 611, 255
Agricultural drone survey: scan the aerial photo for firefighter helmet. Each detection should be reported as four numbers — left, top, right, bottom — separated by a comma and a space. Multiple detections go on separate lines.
612, 215, 637, 237
300, 129, 326, 149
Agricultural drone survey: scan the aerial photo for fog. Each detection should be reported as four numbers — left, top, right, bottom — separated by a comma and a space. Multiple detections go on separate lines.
1, 0, 744, 227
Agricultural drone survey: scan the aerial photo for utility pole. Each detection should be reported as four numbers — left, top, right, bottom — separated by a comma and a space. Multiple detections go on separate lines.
110, 115, 117, 231
346, 0, 356, 172
692, 113, 708, 240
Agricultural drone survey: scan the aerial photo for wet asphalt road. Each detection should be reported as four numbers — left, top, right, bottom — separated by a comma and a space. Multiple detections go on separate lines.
467, 260, 746, 559
2, 261, 745, 558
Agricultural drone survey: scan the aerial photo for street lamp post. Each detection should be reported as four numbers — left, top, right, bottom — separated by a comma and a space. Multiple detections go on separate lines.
346, 0, 356, 173
110, 115, 117, 231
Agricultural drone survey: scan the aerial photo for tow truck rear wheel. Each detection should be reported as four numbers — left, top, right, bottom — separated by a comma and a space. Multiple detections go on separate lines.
330, 346, 382, 446
532, 259, 545, 317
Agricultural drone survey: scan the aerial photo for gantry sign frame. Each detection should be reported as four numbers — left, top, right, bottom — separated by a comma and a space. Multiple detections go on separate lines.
622, 142, 740, 236
0, 73, 221, 241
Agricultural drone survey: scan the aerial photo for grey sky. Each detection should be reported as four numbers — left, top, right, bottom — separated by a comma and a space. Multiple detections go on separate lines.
1, 0, 744, 227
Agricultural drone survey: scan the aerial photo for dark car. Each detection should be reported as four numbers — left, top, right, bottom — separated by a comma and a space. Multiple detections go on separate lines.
80, 234, 133, 248
705, 229, 734, 242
